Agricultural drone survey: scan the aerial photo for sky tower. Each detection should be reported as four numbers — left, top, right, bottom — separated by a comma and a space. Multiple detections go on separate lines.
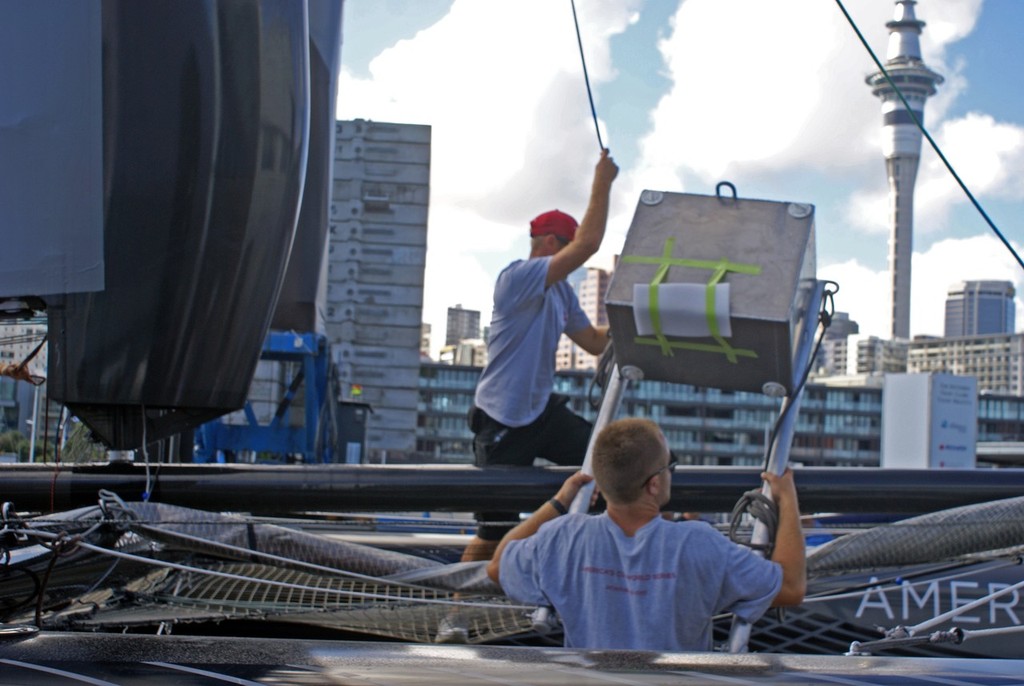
867, 0, 943, 340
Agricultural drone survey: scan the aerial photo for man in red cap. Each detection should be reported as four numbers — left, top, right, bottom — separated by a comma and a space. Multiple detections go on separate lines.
463, 149, 619, 563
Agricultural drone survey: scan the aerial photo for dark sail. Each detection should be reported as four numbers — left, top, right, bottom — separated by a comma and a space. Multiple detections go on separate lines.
47, 0, 311, 448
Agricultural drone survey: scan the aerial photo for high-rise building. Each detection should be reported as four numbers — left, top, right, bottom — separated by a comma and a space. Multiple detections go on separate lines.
454, 338, 487, 367
867, 0, 943, 340
907, 333, 1024, 396
811, 312, 859, 377
944, 280, 1016, 337
325, 119, 431, 457
437, 339, 486, 368
445, 304, 480, 347
556, 267, 610, 371
419, 323, 432, 361
857, 336, 909, 375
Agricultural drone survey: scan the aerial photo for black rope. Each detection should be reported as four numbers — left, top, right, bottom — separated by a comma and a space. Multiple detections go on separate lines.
570, 0, 604, 150
35, 535, 77, 628
834, 0, 1023, 273
728, 489, 779, 557
731, 282, 839, 556
588, 336, 616, 409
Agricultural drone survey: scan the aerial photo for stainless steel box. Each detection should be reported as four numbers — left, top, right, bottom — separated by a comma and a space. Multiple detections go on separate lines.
605, 190, 817, 394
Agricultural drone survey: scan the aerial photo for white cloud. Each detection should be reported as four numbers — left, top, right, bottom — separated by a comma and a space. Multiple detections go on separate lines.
421, 253, 495, 354
918, 0, 983, 61
819, 259, 890, 338
900, 112, 1024, 237
843, 185, 889, 235
632, 0, 1000, 234
635, 0, 894, 184
912, 235, 1024, 336
337, 0, 1019, 356
822, 235, 1024, 341
338, 0, 640, 218
338, 1, 641, 354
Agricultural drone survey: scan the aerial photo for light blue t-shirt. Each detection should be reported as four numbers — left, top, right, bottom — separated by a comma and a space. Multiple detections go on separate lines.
474, 257, 590, 427
499, 513, 782, 651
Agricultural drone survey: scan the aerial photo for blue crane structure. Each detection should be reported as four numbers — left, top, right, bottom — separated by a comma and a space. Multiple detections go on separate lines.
194, 331, 369, 464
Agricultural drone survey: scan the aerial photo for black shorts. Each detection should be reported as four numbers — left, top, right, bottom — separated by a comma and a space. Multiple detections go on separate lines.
468, 394, 591, 541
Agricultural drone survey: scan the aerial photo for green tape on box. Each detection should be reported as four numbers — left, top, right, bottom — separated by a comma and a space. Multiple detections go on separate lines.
622, 237, 761, 363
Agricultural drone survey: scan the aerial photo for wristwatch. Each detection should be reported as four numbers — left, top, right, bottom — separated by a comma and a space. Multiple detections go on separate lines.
548, 498, 568, 515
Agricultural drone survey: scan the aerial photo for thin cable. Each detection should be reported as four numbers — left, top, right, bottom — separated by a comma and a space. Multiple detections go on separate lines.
140, 405, 152, 502
760, 281, 839, 472
48, 407, 69, 513
834, 0, 1024, 272
570, 0, 604, 150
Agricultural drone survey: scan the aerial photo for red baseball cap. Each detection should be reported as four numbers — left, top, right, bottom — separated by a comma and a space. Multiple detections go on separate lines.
529, 209, 578, 242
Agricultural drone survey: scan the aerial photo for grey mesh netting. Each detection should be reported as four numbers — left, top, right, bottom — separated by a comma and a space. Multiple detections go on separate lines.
95, 562, 534, 643
22, 493, 1024, 644
19, 498, 534, 644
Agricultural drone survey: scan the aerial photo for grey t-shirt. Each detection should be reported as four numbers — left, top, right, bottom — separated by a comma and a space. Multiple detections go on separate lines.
500, 512, 782, 651
474, 257, 590, 427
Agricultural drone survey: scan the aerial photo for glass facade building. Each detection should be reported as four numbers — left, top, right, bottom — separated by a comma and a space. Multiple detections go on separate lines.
415, 363, 1024, 467
944, 280, 1015, 337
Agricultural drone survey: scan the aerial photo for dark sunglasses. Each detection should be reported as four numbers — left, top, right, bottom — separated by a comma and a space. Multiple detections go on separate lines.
642, 452, 678, 487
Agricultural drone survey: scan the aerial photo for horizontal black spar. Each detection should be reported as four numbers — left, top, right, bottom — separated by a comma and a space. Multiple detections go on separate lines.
3, 463, 1024, 515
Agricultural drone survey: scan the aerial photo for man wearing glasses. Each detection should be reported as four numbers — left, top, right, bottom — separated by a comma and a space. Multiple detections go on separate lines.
461, 149, 619, 564
487, 417, 806, 652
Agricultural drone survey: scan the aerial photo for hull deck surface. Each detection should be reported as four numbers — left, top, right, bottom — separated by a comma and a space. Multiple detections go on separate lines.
1, 631, 1023, 685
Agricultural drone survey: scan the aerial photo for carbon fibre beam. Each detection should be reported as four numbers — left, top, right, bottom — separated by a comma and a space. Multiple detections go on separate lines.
3, 463, 1024, 515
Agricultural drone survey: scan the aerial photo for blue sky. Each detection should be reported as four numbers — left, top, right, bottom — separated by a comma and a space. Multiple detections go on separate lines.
337, 0, 1024, 358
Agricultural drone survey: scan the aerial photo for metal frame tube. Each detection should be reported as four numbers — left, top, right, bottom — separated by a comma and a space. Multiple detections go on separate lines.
570, 364, 643, 514
728, 280, 826, 652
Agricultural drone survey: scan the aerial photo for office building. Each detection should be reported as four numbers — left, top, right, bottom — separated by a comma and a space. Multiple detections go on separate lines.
439, 339, 486, 368
454, 338, 487, 367
857, 336, 908, 374
945, 280, 1016, 337
325, 119, 431, 456
811, 312, 859, 378
445, 304, 480, 347
867, 1, 943, 339
415, 362, 1024, 468
417, 362, 882, 467
556, 267, 611, 371
420, 323, 432, 361
907, 333, 1024, 396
